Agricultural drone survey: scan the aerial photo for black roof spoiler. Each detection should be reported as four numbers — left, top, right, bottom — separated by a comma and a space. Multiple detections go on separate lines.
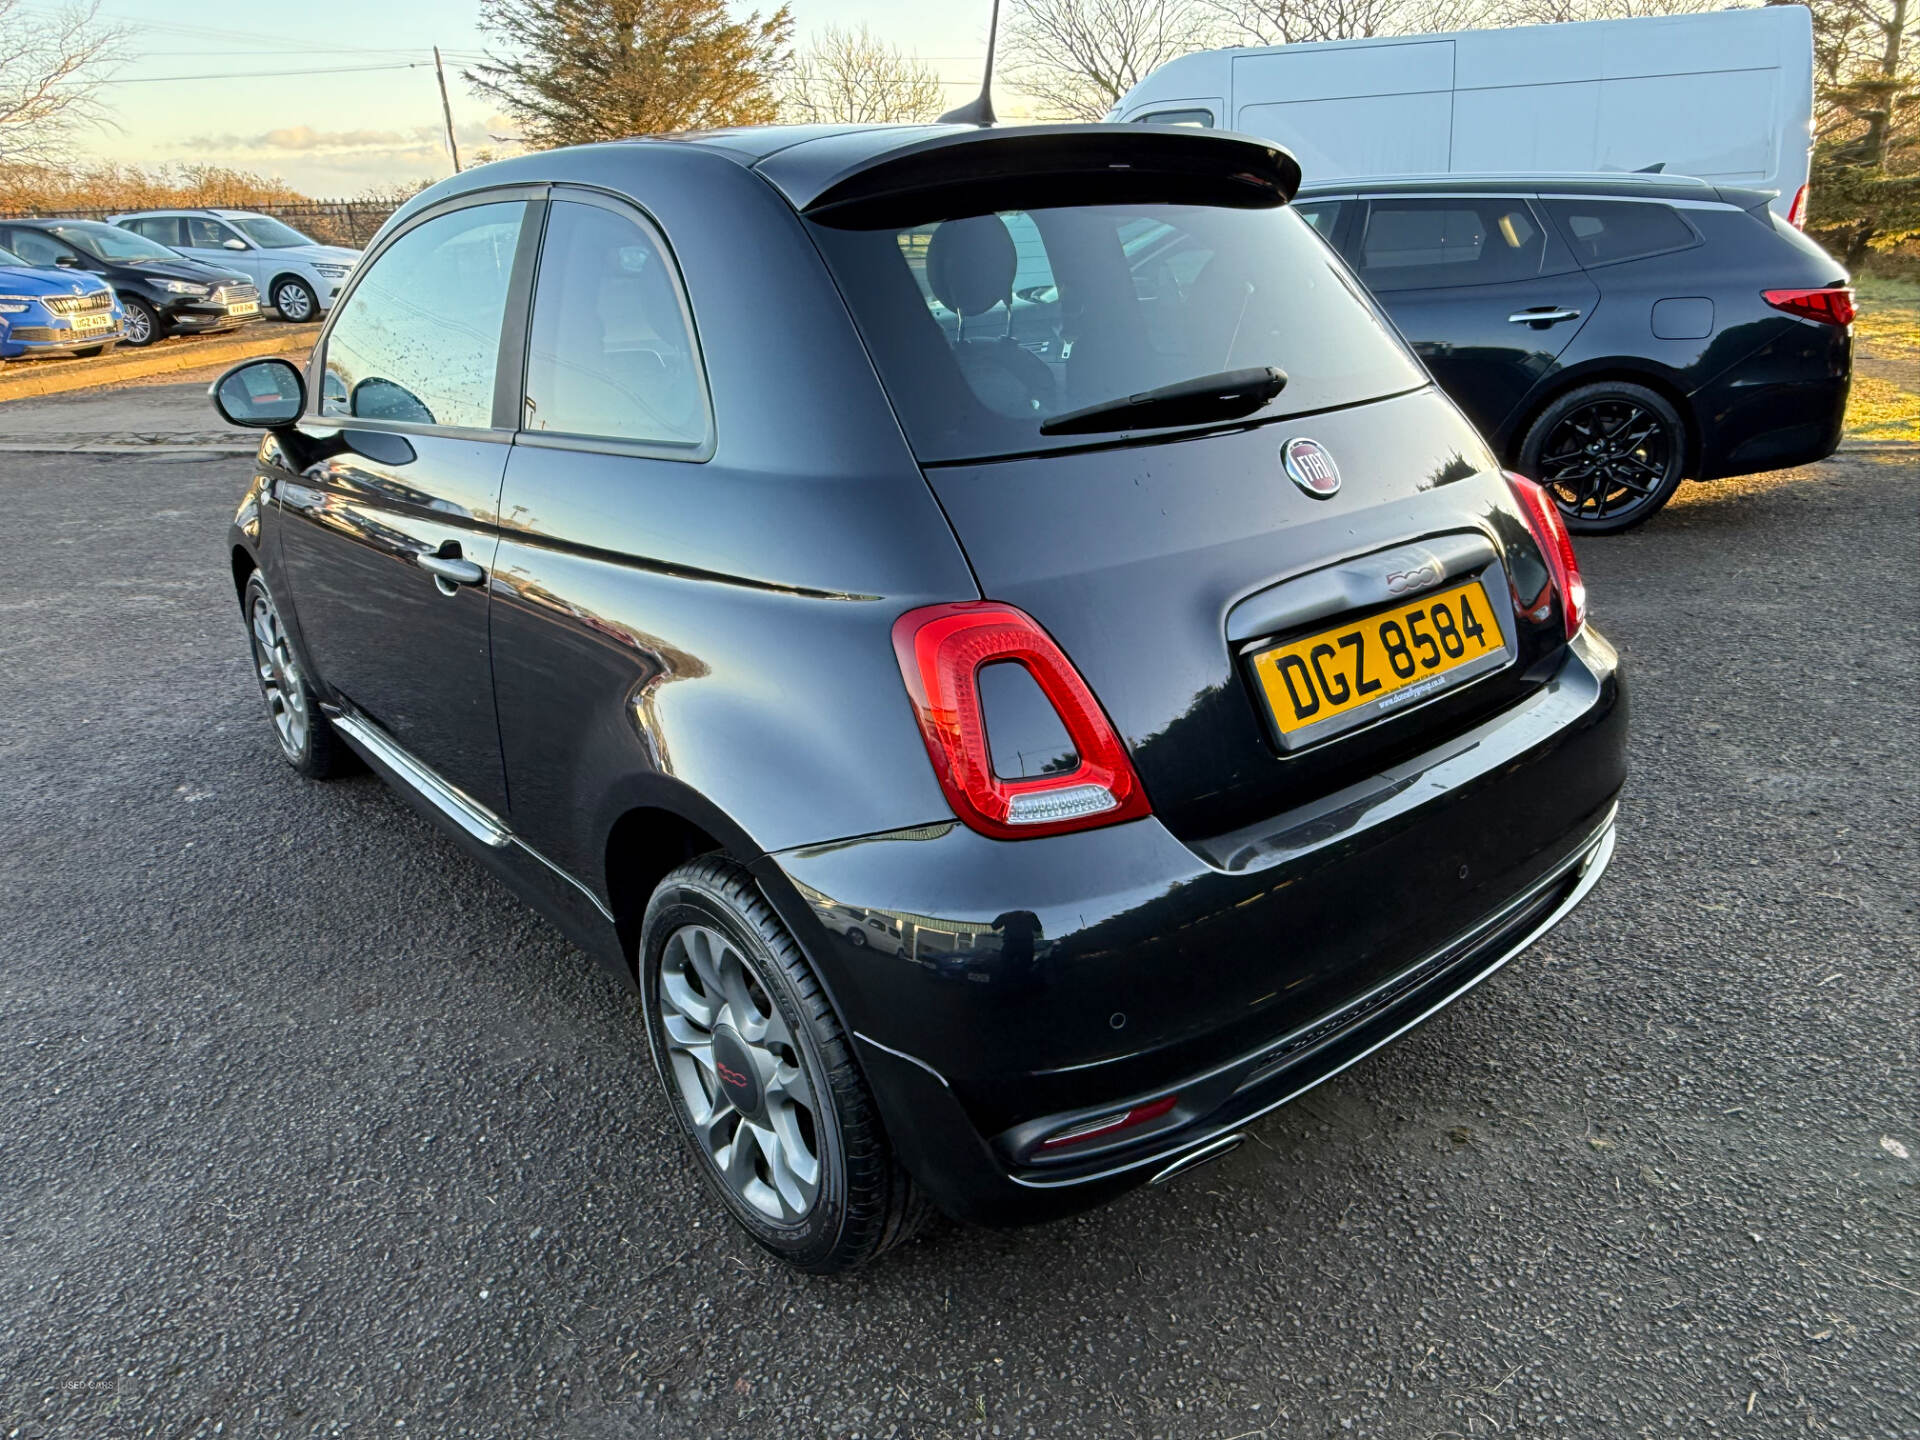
773, 125, 1302, 227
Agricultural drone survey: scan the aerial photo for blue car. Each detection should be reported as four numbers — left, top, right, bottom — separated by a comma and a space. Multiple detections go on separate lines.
0, 243, 124, 360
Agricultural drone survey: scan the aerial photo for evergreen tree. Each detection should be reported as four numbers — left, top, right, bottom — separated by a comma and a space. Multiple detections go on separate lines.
467, 0, 793, 148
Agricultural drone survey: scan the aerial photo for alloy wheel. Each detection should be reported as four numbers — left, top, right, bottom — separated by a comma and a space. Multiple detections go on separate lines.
248, 588, 309, 759
123, 303, 152, 345
275, 281, 314, 322
657, 924, 822, 1224
1537, 399, 1674, 525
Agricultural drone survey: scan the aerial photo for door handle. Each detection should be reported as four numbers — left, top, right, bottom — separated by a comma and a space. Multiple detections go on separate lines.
1508, 307, 1583, 326
417, 549, 485, 594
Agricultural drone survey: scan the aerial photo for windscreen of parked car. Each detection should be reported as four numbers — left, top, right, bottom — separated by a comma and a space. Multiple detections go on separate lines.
51, 223, 182, 264
0, 245, 31, 268
807, 200, 1426, 463
231, 215, 319, 249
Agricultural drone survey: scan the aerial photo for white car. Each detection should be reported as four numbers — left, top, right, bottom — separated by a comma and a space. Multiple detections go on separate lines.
109, 209, 360, 322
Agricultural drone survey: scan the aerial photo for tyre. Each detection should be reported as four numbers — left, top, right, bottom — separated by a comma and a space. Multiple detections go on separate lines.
243, 571, 351, 778
640, 856, 930, 1272
71, 344, 109, 358
1516, 381, 1689, 535
120, 295, 161, 347
272, 277, 318, 323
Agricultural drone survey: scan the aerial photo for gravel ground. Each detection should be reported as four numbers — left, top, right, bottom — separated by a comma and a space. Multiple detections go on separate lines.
0, 446, 1914, 1440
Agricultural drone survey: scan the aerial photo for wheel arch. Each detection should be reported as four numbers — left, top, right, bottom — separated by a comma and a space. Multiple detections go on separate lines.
604, 802, 728, 969
1505, 361, 1701, 477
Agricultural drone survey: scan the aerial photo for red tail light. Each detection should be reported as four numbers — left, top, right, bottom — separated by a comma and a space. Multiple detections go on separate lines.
892, 601, 1150, 840
1504, 471, 1587, 641
1787, 183, 1808, 229
1038, 1094, 1179, 1151
1763, 286, 1854, 327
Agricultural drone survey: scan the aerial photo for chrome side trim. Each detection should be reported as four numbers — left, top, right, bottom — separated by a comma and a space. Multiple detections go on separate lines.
854, 1032, 952, 1088
325, 709, 511, 848
1011, 810, 1619, 1190
512, 836, 617, 925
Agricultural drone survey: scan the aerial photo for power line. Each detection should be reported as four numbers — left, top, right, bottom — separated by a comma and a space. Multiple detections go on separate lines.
92, 62, 432, 86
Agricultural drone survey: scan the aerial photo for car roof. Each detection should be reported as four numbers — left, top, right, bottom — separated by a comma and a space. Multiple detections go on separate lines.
112, 207, 262, 218
1294, 172, 1735, 203
410, 122, 1303, 222
1, 217, 118, 229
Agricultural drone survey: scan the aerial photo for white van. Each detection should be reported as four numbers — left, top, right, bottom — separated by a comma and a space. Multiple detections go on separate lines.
1107, 7, 1813, 223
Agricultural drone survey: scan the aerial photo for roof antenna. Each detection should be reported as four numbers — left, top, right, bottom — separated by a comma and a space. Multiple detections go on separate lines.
938, 0, 1000, 126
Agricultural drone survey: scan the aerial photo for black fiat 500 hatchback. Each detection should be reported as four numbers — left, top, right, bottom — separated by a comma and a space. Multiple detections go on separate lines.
212, 123, 1626, 1272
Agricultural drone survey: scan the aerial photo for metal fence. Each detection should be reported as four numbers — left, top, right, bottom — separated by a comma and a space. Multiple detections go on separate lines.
0, 199, 404, 248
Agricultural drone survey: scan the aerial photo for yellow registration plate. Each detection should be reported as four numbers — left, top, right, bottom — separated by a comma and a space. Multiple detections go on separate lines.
1252, 578, 1506, 741
73, 314, 112, 333
228, 301, 259, 316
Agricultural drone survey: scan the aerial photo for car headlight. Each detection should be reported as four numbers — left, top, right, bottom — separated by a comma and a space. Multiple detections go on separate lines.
0, 297, 33, 314
159, 280, 209, 296
312, 263, 352, 278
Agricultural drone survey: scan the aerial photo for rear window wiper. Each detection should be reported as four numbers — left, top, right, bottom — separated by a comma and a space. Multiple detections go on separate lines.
1038, 366, 1287, 437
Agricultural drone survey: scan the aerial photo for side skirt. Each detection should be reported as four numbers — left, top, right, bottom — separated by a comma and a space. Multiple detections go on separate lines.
323, 705, 635, 990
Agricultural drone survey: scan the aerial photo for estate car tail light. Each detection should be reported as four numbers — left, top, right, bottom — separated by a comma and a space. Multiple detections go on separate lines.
1504, 471, 1587, 641
1763, 285, 1855, 327
892, 601, 1151, 840
1037, 1095, 1179, 1152
1787, 182, 1808, 230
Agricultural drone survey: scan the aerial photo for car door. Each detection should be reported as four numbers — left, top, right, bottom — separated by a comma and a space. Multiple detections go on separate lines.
487, 190, 714, 883
274, 193, 539, 816
183, 216, 260, 287
1348, 195, 1599, 443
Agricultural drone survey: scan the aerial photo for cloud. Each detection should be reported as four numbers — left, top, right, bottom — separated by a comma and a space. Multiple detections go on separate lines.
184, 118, 493, 155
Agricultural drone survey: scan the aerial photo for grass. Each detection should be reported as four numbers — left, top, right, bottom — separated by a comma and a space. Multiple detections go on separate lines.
1845, 275, 1920, 441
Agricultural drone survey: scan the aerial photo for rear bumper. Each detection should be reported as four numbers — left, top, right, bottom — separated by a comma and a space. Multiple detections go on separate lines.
1692, 322, 1850, 480
762, 627, 1627, 1225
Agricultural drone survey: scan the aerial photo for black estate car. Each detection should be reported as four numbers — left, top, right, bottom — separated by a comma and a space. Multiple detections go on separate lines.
1292, 174, 1853, 531
0, 219, 260, 347
210, 123, 1626, 1271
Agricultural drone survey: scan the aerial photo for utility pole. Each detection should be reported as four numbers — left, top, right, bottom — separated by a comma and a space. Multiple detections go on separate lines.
434, 46, 462, 173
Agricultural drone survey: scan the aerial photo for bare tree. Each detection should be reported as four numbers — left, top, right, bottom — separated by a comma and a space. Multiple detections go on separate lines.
1005, 0, 1220, 120
0, 0, 124, 167
780, 24, 946, 124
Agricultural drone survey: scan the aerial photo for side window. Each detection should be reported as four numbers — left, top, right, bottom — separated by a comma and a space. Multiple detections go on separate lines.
7, 230, 67, 266
1133, 108, 1214, 128
322, 201, 526, 428
1543, 200, 1697, 266
137, 217, 185, 247
186, 217, 234, 248
1358, 199, 1548, 292
521, 199, 708, 448
1292, 201, 1344, 241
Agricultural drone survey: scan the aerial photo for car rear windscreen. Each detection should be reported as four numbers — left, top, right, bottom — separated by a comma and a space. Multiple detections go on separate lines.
807, 201, 1427, 463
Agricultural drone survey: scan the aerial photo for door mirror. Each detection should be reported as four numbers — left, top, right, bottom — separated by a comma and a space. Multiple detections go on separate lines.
211, 357, 305, 428
54, 254, 78, 268
223, 237, 249, 251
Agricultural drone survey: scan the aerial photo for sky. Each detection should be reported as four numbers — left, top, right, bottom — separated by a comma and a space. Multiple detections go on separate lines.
46, 0, 1027, 195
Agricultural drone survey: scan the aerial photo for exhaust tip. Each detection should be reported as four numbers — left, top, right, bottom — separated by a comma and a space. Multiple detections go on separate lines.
1149, 1133, 1245, 1186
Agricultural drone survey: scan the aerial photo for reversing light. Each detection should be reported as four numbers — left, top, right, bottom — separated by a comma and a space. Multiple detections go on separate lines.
1038, 1095, 1179, 1151
891, 601, 1151, 840
1504, 471, 1588, 641
1763, 286, 1855, 327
